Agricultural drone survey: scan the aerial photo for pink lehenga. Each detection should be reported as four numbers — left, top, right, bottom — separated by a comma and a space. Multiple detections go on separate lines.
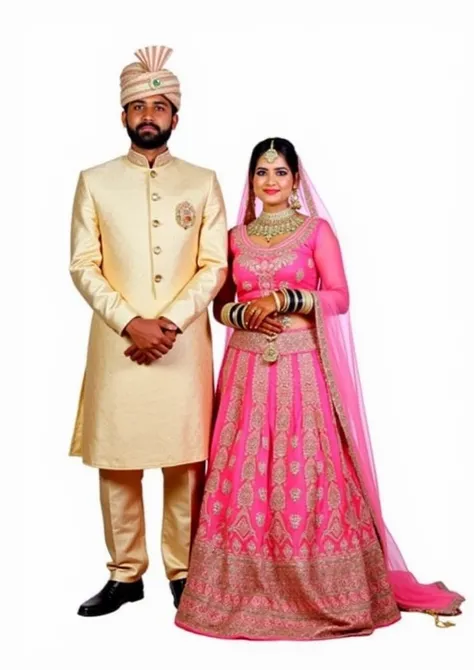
175, 162, 464, 641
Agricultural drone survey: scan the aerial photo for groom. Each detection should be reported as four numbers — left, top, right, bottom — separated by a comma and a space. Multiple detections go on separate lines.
69, 45, 228, 616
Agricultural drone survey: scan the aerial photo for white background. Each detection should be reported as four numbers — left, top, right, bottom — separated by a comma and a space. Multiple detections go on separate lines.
14, 1, 473, 668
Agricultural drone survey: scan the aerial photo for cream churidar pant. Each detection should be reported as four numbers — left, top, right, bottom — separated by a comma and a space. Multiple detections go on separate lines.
99, 462, 205, 582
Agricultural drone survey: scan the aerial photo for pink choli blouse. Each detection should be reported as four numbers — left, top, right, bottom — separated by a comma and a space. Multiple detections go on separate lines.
229, 216, 350, 314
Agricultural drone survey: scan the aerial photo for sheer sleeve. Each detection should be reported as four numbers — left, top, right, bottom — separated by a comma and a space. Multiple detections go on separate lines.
313, 218, 350, 314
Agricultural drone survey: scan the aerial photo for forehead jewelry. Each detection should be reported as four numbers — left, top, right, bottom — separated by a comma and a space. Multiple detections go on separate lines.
263, 139, 278, 163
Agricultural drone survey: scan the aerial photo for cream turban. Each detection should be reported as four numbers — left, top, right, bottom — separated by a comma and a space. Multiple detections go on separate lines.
120, 45, 181, 110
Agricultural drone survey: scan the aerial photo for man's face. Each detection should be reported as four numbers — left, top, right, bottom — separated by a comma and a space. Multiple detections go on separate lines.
122, 95, 178, 149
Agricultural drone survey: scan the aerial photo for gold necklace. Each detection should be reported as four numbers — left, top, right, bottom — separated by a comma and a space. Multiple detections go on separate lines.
247, 208, 305, 243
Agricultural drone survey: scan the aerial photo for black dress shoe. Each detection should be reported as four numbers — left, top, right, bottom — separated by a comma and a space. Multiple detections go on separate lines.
169, 578, 186, 608
77, 579, 144, 617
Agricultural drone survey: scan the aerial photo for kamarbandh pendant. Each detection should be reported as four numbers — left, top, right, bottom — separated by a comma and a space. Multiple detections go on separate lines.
262, 335, 279, 363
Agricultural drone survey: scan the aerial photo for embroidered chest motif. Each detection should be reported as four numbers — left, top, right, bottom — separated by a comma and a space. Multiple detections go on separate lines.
175, 201, 196, 229
233, 217, 318, 295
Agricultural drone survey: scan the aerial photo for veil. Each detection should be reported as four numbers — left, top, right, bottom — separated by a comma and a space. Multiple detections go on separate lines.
223, 156, 464, 618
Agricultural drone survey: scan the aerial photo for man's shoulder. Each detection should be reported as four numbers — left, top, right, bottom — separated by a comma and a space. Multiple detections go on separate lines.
80, 156, 126, 180
172, 157, 216, 181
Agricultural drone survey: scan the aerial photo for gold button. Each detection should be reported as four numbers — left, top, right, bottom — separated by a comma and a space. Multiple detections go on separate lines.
153, 246, 162, 255
154, 274, 162, 283
152, 219, 160, 227
150, 170, 157, 178
151, 193, 160, 201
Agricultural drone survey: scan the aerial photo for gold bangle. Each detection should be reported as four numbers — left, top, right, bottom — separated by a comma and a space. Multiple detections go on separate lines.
241, 303, 250, 329
301, 290, 313, 314
221, 303, 234, 327
271, 290, 282, 312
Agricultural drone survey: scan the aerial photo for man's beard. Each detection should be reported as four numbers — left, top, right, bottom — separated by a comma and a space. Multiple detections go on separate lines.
126, 121, 172, 150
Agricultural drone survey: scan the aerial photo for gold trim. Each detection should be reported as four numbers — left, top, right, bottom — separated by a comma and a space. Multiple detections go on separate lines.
230, 329, 318, 355
126, 147, 173, 169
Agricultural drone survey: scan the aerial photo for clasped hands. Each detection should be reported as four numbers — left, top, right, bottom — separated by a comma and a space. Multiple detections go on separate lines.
123, 316, 179, 366
244, 294, 284, 336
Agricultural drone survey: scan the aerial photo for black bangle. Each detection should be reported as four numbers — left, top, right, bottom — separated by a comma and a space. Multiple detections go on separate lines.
229, 303, 241, 327
293, 289, 304, 313
286, 289, 297, 313
235, 304, 246, 329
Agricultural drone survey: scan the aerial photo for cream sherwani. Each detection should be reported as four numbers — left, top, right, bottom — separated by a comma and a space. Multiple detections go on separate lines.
70, 148, 228, 470
69, 147, 227, 582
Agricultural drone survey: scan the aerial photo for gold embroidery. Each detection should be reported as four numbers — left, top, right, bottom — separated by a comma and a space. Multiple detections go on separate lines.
290, 488, 301, 502
175, 200, 196, 229
242, 458, 256, 480
237, 481, 254, 508
177, 539, 400, 640
222, 479, 232, 495
290, 461, 300, 475
203, 352, 249, 528
233, 218, 320, 296
230, 329, 318, 355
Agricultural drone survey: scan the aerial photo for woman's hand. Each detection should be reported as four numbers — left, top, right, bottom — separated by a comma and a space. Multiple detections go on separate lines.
255, 316, 284, 336
246, 295, 280, 330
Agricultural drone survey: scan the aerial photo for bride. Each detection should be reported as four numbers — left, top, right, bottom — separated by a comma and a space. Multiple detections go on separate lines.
175, 137, 463, 640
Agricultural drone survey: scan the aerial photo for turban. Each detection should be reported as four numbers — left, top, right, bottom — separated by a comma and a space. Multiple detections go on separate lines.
120, 45, 181, 110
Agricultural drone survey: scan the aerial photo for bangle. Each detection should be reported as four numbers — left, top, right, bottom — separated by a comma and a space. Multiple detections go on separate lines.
286, 289, 297, 313
271, 290, 282, 312
302, 291, 314, 314
229, 303, 241, 327
241, 303, 250, 329
220, 302, 249, 329
220, 303, 233, 327
277, 289, 315, 315
234, 303, 247, 329
280, 288, 290, 313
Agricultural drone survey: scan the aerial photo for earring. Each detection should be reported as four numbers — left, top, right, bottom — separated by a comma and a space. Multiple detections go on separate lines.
289, 189, 301, 210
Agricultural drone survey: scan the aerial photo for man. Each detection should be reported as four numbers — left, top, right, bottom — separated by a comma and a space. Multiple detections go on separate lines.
69, 45, 228, 617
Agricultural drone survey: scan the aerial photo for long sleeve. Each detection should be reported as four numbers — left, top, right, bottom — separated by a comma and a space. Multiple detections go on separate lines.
313, 219, 350, 314
161, 172, 228, 331
69, 172, 139, 335
213, 230, 237, 324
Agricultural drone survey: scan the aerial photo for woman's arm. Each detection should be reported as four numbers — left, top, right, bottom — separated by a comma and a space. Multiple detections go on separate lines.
213, 233, 237, 324
313, 218, 350, 314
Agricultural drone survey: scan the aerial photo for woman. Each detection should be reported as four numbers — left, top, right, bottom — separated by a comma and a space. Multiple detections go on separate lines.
175, 138, 464, 640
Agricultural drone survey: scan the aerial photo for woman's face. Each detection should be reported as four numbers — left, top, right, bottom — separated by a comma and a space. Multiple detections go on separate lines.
252, 153, 297, 209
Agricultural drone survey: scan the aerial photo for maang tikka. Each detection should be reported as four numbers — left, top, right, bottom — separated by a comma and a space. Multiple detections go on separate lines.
263, 139, 278, 163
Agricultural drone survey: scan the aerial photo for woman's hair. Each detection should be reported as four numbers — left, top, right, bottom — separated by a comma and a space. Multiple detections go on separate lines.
249, 137, 299, 178
244, 137, 299, 224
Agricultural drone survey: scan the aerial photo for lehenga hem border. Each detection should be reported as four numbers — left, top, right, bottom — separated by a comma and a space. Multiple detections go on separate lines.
174, 613, 402, 642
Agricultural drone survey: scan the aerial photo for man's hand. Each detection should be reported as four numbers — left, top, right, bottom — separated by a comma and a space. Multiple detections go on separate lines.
123, 317, 179, 365
158, 316, 181, 333
124, 346, 158, 366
